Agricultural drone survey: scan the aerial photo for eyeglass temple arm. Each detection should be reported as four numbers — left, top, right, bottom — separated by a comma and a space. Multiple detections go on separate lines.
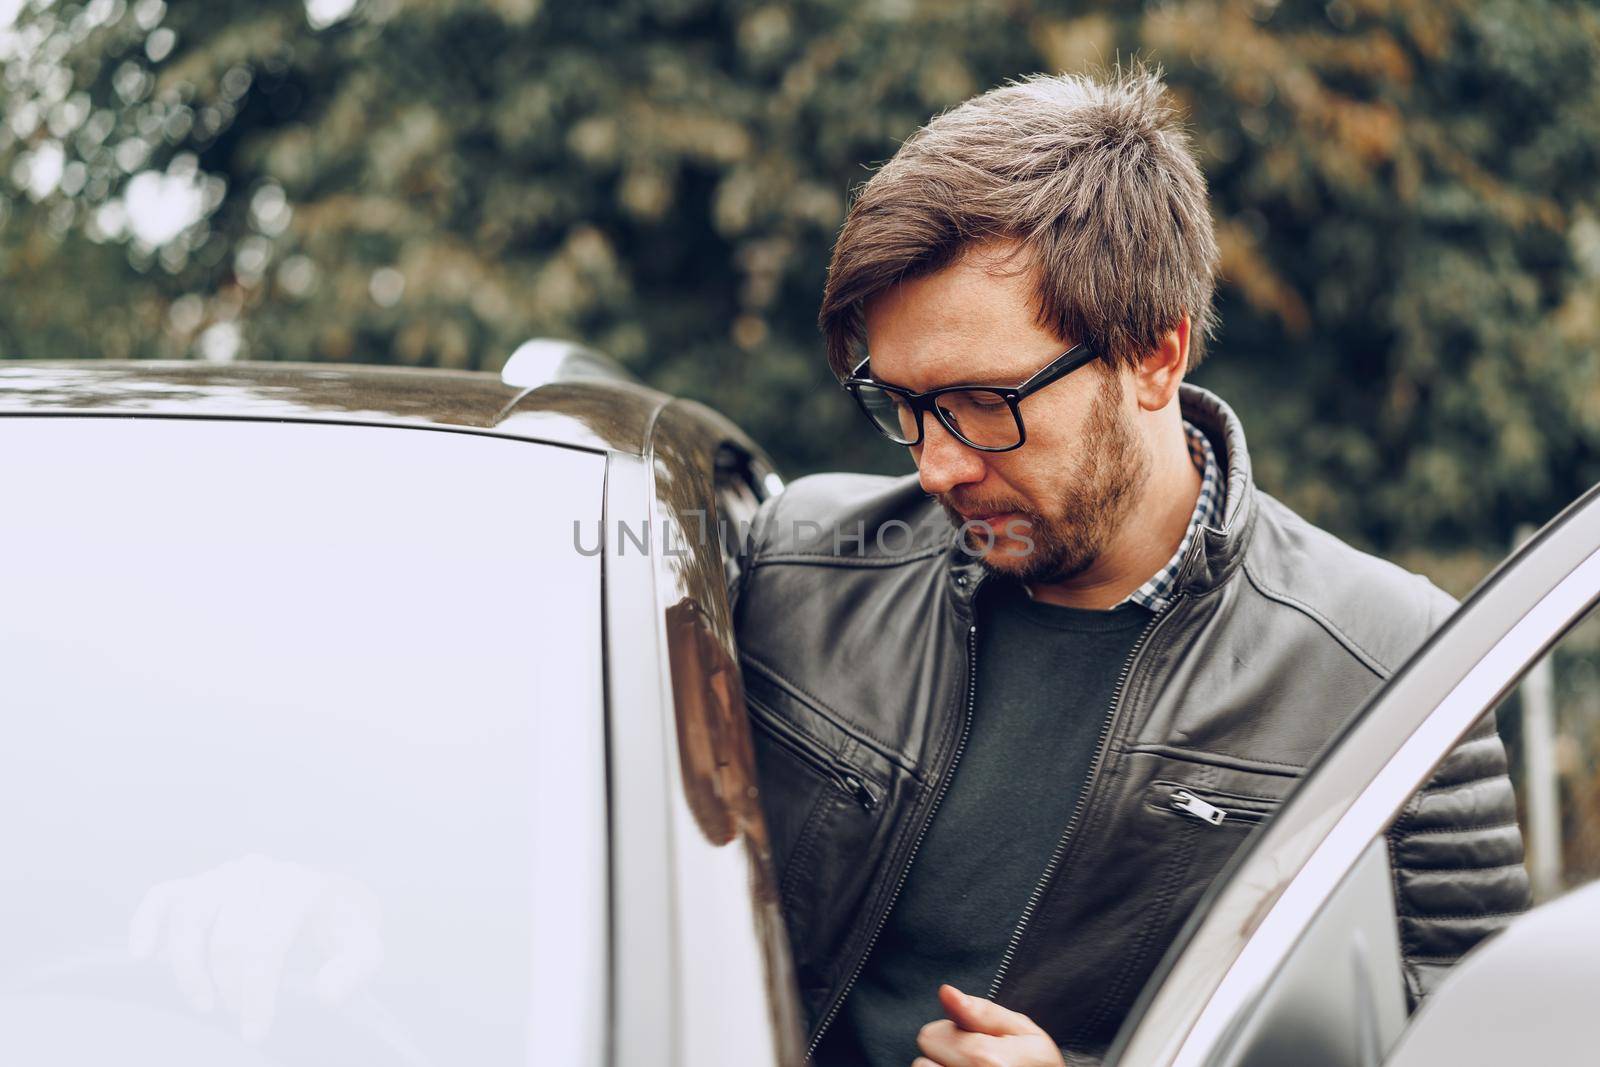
1015, 342, 1099, 396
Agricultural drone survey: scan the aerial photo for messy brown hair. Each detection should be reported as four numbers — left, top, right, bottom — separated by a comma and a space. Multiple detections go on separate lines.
819, 66, 1220, 378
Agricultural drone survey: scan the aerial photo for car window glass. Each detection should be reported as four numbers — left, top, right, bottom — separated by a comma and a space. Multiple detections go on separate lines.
0, 418, 608, 1067
1470, 605, 1600, 906
714, 445, 769, 594
714, 448, 764, 539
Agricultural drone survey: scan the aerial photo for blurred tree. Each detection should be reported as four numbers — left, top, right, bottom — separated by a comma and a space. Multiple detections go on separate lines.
2, 0, 1598, 578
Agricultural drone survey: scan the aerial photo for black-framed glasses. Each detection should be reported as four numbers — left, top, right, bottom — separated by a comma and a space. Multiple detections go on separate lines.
841, 341, 1100, 452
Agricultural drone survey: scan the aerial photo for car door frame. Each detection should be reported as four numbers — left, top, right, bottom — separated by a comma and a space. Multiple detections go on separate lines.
603, 396, 801, 1067
1109, 480, 1600, 1067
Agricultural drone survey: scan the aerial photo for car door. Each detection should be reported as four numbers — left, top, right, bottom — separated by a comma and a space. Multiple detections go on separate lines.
1109, 481, 1600, 1067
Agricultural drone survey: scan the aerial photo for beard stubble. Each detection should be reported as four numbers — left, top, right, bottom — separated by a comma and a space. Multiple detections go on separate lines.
937, 368, 1150, 584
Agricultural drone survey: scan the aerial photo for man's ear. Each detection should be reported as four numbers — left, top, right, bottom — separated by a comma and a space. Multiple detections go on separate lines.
1132, 313, 1190, 413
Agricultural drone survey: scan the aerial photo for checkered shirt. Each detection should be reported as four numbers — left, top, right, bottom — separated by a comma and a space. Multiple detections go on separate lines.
1116, 420, 1223, 613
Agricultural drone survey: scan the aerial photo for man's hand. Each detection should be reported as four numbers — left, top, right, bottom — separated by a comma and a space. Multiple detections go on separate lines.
913, 984, 1065, 1067
128, 854, 384, 1043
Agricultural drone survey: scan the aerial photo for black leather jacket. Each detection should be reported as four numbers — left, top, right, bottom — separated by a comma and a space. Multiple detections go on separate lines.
730, 384, 1530, 1058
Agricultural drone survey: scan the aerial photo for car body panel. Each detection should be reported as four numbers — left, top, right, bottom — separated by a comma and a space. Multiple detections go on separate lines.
1113, 481, 1600, 1066
0, 360, 669, 456
644, 399, 802, 1067
592, 397, 804, 1067
1382, 878, 1600, 1064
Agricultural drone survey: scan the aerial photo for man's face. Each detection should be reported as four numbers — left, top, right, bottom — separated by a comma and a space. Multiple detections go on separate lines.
861, 245, 1150, 583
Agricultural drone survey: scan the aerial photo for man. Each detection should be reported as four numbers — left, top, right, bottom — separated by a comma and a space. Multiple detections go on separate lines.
728, 69, 1530, 1066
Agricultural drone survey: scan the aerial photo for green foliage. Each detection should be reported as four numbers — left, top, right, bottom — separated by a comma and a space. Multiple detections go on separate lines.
3, 0, 1598, 570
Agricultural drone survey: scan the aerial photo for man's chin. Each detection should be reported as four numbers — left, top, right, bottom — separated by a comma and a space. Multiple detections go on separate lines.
962, 533, 1094, 586
960, 537, 1070, 583
973, 551, 1031, 580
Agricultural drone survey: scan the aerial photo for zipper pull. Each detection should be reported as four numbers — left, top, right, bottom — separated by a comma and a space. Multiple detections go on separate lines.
840, 773, 879, 811
1172, 789, 1227, 826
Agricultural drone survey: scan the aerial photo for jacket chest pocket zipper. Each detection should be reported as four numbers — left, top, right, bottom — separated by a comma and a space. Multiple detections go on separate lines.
1171, 789, 1227, 825
1156, 781, 1279, 827
747, 696, 881, 812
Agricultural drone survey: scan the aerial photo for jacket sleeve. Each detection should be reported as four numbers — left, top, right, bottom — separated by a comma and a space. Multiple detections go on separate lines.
1384, 708, 1532, 1005
1382, 586, 1532, 1005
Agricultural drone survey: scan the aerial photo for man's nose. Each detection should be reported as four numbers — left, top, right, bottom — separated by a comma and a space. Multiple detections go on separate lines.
915, 414, 986, 496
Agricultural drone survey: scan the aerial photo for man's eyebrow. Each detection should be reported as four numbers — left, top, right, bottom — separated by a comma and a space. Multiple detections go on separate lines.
867, 367, 915, 390
870, 365, 1028, 393
865, 359, 982, 392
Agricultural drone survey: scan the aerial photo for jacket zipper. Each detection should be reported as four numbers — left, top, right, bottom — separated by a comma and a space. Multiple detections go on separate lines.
1170, 788, 1227, 825
748, 695, 880, 811
986, 588, 1188, 1000
1161, 783, 1274, 826
805, 596, 983, 1057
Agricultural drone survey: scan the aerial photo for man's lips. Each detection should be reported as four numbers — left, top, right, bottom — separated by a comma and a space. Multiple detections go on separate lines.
942, 496, 1031, 534
959, 510, 1022, 530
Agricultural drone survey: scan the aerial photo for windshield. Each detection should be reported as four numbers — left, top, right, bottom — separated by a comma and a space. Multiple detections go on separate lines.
0, 417, 607, 1067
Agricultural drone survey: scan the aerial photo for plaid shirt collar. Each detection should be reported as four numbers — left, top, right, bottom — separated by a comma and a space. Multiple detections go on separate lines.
1115, 420, 1223, 613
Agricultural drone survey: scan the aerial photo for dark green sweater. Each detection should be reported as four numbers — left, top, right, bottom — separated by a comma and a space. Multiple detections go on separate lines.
814, 578, 1151, 1067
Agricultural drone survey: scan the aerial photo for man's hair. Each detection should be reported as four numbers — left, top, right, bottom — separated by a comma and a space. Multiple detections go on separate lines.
819, 66, 1220, 378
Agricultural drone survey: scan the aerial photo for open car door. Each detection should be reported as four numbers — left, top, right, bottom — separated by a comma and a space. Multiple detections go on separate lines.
1109, 480, 1600, 1067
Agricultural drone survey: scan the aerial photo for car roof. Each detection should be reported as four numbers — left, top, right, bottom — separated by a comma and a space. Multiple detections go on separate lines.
0, 357, 670, 456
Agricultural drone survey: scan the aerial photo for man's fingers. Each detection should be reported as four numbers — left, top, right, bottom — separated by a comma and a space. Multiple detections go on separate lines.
917, 1018, 1003, 1067
238, 956, 284, 1043
168, 891, 221, 1013
128, 882, 176, 960
207, 896, 273, 1036
919, 987, 1064, 1067
130, 856, 384, 1041
312, 874, 384, 1004
312, 931, 383, 1004
236, 905, 299, 1046
231, 866, 318, 1043
939, 984, 1045, 1037
131, 881, 221, 1013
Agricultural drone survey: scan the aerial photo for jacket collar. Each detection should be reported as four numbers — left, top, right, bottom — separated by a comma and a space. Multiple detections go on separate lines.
944, 382, 1257, 600
1174, 382, 1256, 597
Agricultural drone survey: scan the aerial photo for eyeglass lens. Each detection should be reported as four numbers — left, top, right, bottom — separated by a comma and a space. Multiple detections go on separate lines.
854, 385, 1020, 448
